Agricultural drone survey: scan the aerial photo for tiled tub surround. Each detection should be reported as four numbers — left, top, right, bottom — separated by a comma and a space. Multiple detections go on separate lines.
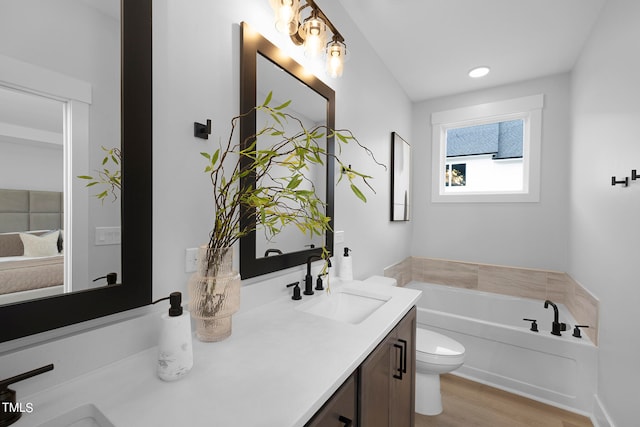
385, 257, 599, 344
8, 279, 421, 427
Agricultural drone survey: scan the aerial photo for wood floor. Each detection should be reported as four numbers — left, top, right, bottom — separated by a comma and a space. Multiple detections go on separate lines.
414, 374, 593, 427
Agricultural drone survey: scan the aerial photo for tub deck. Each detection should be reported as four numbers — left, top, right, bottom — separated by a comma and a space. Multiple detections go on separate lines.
406, 281, 597, 416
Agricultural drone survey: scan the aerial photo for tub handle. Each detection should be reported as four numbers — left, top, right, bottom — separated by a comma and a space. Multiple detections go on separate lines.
523, 318, 538, 332
393, 339, 408, 380
573, 325, 589, 338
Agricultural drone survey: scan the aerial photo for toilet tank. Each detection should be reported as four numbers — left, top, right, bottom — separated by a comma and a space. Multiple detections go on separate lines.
363, 276, 397, 287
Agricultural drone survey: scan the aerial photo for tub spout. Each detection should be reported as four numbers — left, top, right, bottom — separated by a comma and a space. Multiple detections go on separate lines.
544, 300, 567, 336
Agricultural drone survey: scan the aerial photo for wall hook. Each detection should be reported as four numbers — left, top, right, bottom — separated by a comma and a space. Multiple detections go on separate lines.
632, 169, 639, 181
611, 176, 629, 187
194, 119, 212, 139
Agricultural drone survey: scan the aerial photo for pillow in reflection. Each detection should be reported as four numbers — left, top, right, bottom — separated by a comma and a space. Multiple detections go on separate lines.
20, 230, 60, 257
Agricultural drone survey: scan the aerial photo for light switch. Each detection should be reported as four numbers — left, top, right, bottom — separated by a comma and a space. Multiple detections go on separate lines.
95, 226, 121, 246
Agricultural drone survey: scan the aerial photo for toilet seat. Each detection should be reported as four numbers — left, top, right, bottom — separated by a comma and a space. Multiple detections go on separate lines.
416, 329, 465, 364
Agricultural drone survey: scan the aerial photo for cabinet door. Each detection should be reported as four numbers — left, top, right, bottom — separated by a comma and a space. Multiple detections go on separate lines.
390, 307, 416, 427
306, 373, 358, 427
359, 333, 392, 427
360, 307, 416, 427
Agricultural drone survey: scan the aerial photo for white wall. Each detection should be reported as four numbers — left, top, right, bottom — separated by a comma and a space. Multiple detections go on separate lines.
151, 0, 413, 299
0, 142, 63, 191
570, 0, 640, 425
411, 73, 571, 271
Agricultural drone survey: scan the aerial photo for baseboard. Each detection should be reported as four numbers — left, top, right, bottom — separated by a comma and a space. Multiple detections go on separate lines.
451, 369, 592, 419
591, 394, 615, 427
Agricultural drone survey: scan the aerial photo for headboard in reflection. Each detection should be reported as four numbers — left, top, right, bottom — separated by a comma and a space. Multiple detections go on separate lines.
239, 22, 335, 279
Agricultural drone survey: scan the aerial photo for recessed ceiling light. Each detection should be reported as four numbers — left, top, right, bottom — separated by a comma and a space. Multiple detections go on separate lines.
468, 66, 490, 78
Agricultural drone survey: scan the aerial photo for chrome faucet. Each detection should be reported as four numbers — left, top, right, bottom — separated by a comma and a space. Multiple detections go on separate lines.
544, 300, 567, 336
304, 255, 323, 295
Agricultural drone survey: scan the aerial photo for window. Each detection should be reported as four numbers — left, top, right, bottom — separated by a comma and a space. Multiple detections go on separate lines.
431, 94, 543, 202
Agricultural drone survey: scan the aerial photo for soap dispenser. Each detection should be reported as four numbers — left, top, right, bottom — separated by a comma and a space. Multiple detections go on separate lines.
338, 247, 353, 281
154, 292, 193, 381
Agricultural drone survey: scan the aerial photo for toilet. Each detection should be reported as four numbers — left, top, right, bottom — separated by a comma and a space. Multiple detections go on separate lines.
415, 328, 465, 415
364, 276, 466, 416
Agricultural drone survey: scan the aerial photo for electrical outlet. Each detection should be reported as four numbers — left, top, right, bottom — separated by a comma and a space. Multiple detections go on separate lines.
335, 230, 345, 244
185, 248, 199, 273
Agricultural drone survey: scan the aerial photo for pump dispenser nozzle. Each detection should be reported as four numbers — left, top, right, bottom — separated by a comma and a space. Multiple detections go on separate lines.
153, 292, 184, 316
339, 247, 353, 280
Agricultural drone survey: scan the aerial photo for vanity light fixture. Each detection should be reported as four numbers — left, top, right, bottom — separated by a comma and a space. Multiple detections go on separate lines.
326, 37, 347, 78
468, 66, 491, 78
269, 0, 348, 77
301, 10, 327, 58
271, 0, 300, 35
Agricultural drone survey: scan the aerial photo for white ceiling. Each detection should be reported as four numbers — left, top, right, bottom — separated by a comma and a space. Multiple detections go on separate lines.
337, 0, 607, 101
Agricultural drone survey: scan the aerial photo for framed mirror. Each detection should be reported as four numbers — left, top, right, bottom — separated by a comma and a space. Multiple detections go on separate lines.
0, 0, 152, 343
239, 22, 335, 279
390, 132, 411, 221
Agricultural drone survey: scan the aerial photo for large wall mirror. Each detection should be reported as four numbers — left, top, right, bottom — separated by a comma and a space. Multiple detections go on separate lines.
0, 0, 152, 343
239, 23, 335, 279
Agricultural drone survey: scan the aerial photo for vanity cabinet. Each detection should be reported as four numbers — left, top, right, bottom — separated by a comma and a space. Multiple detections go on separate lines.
305, 307, 416, 427
360, 307, 416, 427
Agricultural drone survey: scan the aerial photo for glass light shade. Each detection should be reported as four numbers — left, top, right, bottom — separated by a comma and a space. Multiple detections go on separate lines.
271, 0, 300, 35
326, 40, 346, 78
302, 15, 327, 58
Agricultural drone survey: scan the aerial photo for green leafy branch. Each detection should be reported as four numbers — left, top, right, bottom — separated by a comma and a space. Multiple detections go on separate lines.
78, 146, 122, 202
201, 91, 385, 270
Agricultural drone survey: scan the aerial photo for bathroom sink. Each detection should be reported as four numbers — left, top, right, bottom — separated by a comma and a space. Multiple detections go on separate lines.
296, 288, 390, 324
37, 404, 115, 427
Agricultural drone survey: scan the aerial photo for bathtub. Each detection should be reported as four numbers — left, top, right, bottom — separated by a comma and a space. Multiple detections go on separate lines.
405, 281, 597, 415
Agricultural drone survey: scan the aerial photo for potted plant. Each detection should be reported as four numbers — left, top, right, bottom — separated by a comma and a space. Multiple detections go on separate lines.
190, 92, 383, 341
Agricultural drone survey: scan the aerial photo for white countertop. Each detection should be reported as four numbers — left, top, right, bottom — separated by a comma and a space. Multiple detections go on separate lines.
19, 279, 421, 427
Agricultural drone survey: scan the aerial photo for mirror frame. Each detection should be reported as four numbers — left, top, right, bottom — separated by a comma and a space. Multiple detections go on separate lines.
239, 22, 335, 279
0, 0, 152, 343
390, 132, 411, 222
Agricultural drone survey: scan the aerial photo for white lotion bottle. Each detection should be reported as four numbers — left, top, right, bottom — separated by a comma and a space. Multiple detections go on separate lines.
339, 247, 353, 281
154, 292, 193, 381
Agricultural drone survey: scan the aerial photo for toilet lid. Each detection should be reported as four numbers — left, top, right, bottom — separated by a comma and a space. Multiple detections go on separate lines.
416, 329, 465, 356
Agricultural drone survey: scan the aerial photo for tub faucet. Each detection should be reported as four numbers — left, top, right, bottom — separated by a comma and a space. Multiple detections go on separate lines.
544, 300, 567, 336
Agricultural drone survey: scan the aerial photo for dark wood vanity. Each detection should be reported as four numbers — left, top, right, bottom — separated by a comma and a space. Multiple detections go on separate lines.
306, 307, 416, 427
